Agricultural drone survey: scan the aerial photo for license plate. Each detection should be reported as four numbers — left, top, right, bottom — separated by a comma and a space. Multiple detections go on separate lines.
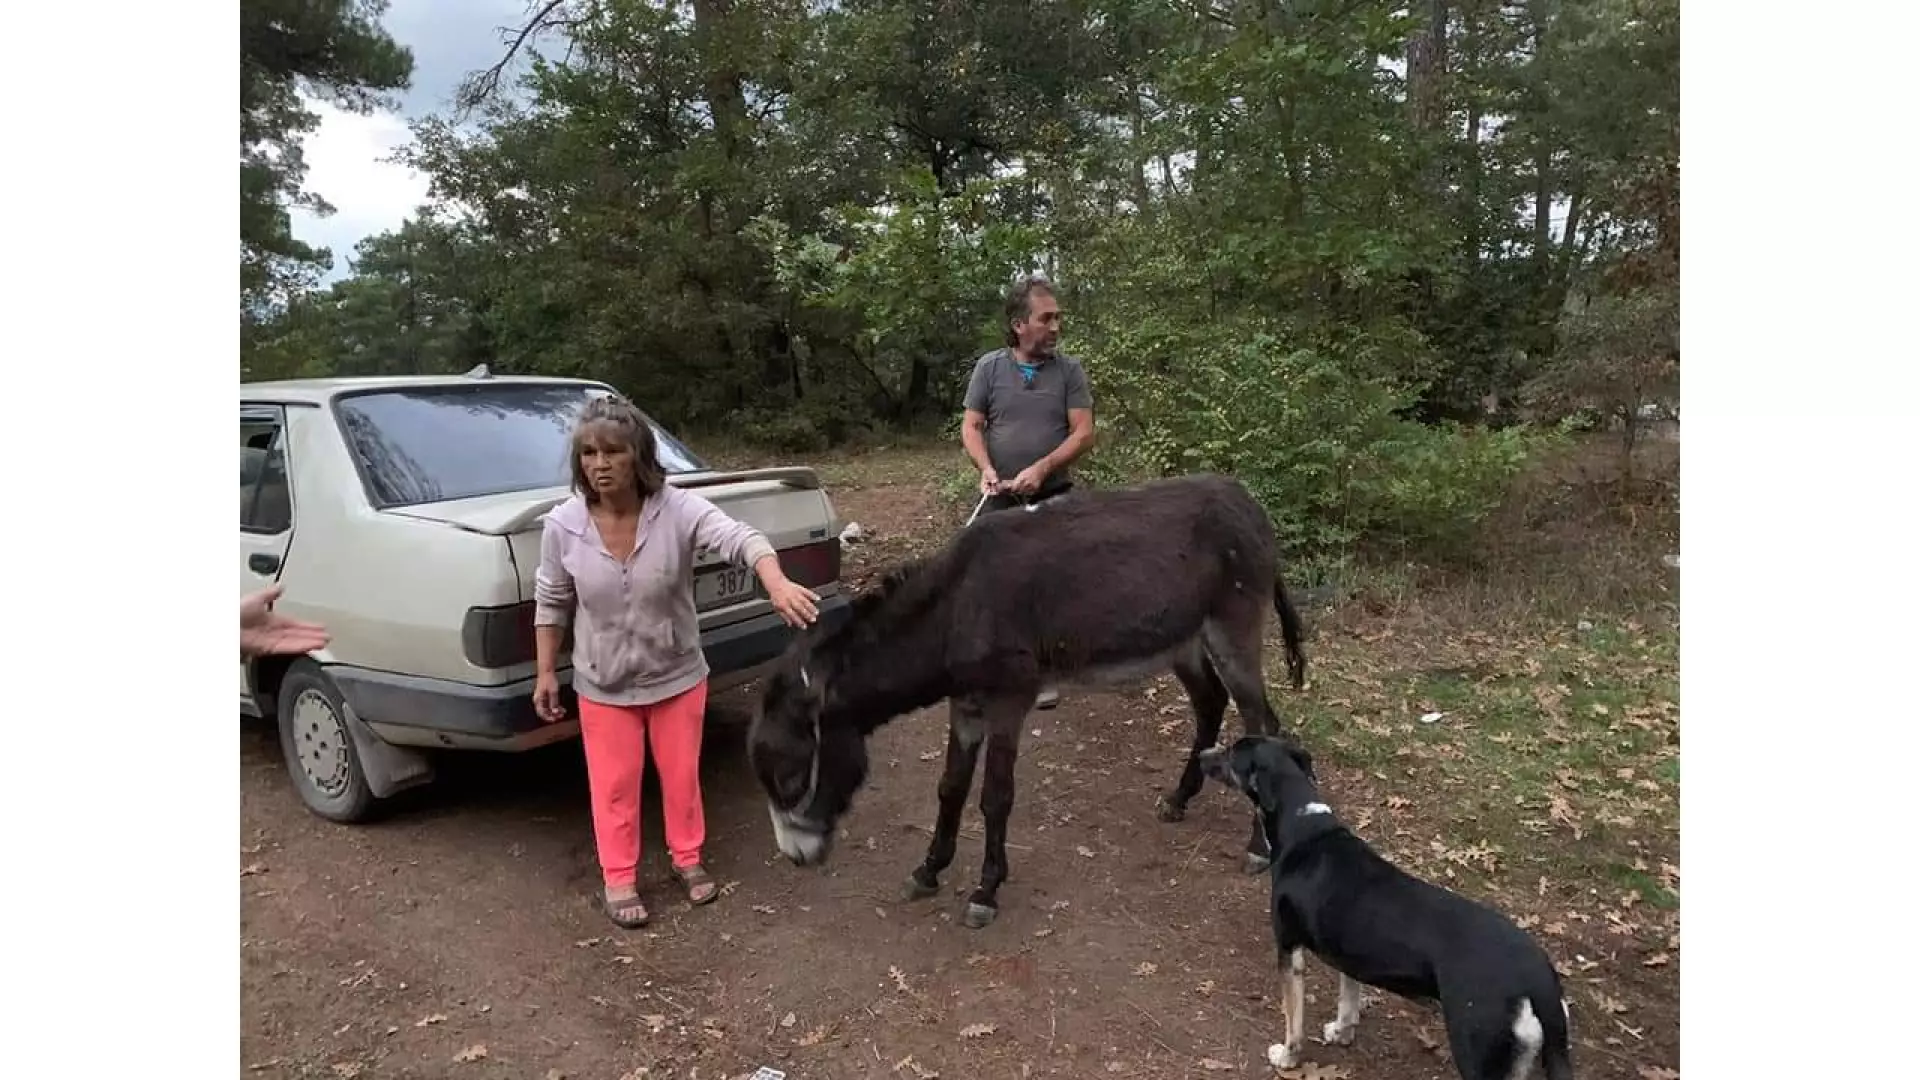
695, 564, 761, 610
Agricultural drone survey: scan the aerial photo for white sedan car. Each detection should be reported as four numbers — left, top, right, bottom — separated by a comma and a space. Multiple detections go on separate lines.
240, 370, 850, 823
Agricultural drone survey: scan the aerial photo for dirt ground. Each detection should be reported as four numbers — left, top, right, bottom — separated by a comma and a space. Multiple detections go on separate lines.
241, 461, 1680, 1080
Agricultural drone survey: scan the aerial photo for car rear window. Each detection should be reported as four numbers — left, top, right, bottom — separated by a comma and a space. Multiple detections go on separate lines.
334, 383, 708, 508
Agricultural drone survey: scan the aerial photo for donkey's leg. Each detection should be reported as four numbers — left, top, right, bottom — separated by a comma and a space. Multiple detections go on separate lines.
906, 698, 986, 901
964, 700, 1027, 928
1157, 644, 1231, 823
1202, 618, 1289, 875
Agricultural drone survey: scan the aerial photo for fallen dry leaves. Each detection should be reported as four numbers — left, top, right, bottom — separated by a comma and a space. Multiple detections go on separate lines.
894, 1054, 940, 1078
795, 1023, 832, 1047
1276, 1064, 1351, 1080
958, 1022, 998, 1039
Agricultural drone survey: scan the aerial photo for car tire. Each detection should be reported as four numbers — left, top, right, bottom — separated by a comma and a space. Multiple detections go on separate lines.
276, 659, 378, 823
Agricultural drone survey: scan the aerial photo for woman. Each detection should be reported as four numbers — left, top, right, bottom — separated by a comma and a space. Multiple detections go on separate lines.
532, 395, 820, 928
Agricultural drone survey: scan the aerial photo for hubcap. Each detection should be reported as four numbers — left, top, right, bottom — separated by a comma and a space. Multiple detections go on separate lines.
292, 688, 351, 798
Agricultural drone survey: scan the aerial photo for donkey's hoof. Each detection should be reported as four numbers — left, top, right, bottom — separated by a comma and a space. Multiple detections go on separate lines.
962, 902, 999, 929
1242, 852, 1273, 875
903, 874, 940, 902
1155, 797, 1187, 823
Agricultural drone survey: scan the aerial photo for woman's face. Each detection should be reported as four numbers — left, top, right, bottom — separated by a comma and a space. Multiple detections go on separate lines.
578, 424, 637, 496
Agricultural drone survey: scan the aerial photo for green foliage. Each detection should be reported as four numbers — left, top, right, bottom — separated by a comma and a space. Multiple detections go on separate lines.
239, 0, 1676, 562
749, 167, 1047, 427
240, 0, 413, 311
1079, 312, 1544, 557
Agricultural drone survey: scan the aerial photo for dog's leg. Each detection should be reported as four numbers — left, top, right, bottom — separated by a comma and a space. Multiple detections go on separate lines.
1157, 646, 1230, 823
905, 702, 984, 901
1322, 972, 1363, 1046
964, 710, 1023, 928
1266, 947, 1308, 1069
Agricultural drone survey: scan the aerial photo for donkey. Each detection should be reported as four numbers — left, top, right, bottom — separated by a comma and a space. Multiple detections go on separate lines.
746, 472, 1309, 929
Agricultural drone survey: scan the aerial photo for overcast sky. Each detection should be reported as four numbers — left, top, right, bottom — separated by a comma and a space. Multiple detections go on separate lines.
288, 0, 537, 284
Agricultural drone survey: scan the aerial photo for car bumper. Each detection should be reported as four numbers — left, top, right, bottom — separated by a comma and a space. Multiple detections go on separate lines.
330, 592, 852, 751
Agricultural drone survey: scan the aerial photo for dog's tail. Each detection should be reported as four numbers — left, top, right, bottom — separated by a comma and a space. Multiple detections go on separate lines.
1530, 988, 1574, 1080
1272, 578, 1307, 690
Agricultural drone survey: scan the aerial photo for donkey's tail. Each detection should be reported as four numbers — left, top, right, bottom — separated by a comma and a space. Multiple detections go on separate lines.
1273, 578, 1307, 690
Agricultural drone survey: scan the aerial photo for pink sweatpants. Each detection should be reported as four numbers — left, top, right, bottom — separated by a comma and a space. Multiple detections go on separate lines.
577, 679, 710, 889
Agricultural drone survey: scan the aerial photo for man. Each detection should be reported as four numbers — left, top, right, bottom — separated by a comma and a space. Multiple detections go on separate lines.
241, 584, 330, 659
960, 275, 1097, 709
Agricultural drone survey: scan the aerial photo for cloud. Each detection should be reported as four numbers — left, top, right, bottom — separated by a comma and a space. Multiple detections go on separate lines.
279, 0, 542, 284
287, 99, 431, 281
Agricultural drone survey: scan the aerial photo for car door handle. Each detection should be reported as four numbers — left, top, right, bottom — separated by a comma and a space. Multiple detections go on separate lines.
249, 553, 281, 575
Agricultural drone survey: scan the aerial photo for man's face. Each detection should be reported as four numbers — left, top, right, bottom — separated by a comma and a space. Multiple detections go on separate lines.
1014, 289, 1061, 360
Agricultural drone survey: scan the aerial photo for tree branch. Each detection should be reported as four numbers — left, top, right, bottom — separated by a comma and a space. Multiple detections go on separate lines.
455, 0, 584, 117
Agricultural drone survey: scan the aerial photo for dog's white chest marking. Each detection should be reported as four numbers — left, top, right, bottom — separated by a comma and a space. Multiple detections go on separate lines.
1297, 802, 1332, 817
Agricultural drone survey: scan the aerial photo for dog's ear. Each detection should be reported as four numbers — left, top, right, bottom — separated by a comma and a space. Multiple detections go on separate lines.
1247, 758, 1287, 815
1285, 741, 1316, 783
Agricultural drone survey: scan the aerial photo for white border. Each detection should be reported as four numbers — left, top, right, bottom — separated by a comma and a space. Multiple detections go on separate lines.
4, 4, 237, 1074
3, 3, 1916, 1076
1684, 3, 1920, 1078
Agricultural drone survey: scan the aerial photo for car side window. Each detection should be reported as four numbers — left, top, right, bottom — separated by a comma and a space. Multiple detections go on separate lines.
241, 411, 294, 535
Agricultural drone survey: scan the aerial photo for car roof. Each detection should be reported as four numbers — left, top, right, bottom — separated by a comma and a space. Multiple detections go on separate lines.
240, 372, 611, 406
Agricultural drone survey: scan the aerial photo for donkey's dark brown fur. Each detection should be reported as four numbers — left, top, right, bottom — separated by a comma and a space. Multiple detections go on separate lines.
748, 473, 1309, 929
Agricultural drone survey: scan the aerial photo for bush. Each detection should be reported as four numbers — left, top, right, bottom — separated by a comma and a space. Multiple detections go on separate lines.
1079, 319, 1549, 559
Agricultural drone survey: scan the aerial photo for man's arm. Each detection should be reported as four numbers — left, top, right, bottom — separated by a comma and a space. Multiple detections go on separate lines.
1039, 406, 1096, 475
961, 409, 994, 473
1038, 360, 1097, 476
961, 358, 1000, 490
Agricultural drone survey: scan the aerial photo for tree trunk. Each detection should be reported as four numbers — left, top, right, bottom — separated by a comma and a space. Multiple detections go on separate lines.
1131, 83, 1152, 210
1407, 0, 1451, 132
693, 0, 749, 233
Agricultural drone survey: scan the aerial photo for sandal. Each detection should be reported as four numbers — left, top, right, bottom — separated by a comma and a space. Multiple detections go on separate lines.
603, 891, 651, 929
672, 863, 720, 906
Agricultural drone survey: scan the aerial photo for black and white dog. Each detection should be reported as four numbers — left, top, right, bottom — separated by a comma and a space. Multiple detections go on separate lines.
1199, 736, 1574, 1080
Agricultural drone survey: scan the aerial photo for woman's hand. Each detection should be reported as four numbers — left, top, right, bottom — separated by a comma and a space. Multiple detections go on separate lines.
533, 671, 567, 723
757, 558, 821, 629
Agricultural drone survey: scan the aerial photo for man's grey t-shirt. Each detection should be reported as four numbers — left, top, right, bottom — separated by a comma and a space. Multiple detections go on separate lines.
963, 347, 1093, 493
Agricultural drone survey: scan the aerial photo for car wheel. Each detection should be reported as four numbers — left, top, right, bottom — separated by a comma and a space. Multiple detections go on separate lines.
276, 659, 378, 823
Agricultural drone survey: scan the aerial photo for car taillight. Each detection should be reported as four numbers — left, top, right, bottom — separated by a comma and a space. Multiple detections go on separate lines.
778, 539, 842, 589
462, 601, 537, 669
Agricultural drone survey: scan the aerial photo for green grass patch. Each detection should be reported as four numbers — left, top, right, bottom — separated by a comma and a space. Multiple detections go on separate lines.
1261, 620, 1679, 894
1608, 862, 1681, 910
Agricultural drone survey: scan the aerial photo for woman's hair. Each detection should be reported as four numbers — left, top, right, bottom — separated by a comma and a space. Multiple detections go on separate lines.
569, 394, 667, 502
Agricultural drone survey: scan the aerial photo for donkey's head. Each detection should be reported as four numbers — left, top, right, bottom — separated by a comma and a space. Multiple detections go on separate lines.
749, 644, 870, 867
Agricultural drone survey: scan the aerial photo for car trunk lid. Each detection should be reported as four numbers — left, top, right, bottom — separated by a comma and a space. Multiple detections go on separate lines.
384, 466, 843, 617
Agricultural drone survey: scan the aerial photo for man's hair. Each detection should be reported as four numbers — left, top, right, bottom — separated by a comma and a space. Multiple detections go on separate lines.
1003, 276, 1056, 347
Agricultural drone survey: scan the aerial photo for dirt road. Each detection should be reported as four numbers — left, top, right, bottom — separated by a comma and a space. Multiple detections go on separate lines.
241, 478, 1678, 1080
